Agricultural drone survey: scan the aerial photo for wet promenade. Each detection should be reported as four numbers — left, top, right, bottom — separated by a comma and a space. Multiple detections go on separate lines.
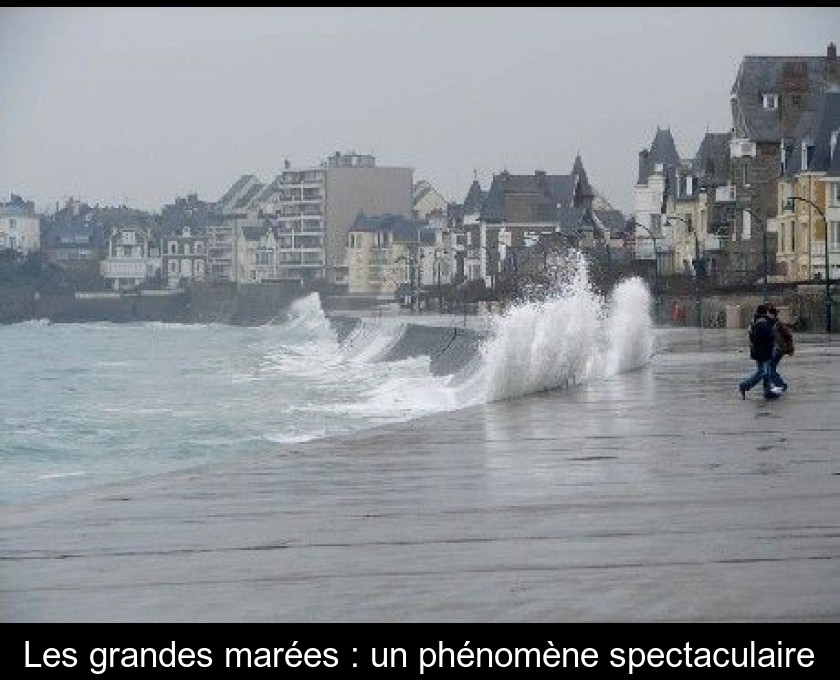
2, 328, 838, 622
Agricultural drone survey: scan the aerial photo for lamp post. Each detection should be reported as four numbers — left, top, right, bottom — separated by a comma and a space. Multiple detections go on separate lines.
631, 220, 660, 323
665, 214, 702, 327
786, 196, 832, 334
740, 207, 768, 302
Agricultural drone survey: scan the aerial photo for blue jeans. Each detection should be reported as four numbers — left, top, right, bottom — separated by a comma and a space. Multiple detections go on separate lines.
768, 349, 787, 389
739, 359, 773, 396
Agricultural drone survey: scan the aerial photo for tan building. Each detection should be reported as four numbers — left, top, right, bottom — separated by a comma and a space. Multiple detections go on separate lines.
774, 88, 840, 282
346, 214, 454, 299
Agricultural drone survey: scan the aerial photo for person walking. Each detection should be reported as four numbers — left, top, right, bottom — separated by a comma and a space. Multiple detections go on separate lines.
767, 304, 794, 393
738, 303, 779, 400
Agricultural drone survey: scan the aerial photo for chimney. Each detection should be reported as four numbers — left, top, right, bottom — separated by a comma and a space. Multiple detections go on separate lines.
828, 42, 839, 83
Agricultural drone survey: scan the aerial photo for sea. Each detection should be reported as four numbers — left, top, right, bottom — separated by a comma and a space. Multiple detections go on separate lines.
0, 257, 654, 506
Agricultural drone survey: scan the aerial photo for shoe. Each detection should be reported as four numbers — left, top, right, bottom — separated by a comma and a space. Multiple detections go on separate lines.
771, 386, 784, 395
764, 391, 780, 400
739, 385, 746, 400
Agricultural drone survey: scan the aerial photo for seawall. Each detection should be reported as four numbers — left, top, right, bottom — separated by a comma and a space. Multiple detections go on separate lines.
1, 282, 308, 326
329, 315, 487, 376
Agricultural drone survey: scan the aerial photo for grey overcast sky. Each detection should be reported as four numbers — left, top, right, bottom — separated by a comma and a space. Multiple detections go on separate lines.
1, 7, 838, 215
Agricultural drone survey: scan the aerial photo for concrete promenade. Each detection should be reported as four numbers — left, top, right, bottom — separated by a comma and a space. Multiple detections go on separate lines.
1, 328, 838, 622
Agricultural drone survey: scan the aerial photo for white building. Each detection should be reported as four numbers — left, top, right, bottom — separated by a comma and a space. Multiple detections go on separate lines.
0, 194, 40, 254
412, 180, 449, 220
237, 226, 279, 283
162, 226, 207, 289
101, 228, 161, 291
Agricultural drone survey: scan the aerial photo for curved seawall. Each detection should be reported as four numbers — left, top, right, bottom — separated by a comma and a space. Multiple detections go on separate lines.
329, 315, 486, 376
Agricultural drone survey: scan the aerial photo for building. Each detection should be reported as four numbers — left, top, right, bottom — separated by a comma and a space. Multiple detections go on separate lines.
42, 199, 107, 269
728, 42, 840, 283
277, 151, 413, 287
634, 127, 684, 269
412, 180, 449, 220
159, 193, 221, 237
346, 213, 454, 300
477, 155, 620, 287
237, 225, 279, 283
775, 87, 840, 282
162, 226, 207, 289
0, 194, 40, 254
100, 227, 161, 291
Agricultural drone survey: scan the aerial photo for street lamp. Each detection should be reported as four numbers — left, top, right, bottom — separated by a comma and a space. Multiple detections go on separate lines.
785, 196, 832, 334
631, 220, 660, 323
740, 207, 768, 302
665, 214, 702, 327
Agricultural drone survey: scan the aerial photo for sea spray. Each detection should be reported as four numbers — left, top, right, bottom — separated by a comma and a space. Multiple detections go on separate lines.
454, 252, 653, 405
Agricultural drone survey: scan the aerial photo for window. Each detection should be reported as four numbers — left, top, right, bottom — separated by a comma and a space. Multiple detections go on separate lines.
650, 214, 662, 235
762, 93, 779, 110
169, 242, 177, 254
831, 222, 840, 249
833, 182, 840, 206
742, 163, 749, 186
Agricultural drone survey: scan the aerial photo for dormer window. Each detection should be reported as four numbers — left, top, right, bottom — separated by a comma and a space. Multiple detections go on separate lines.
762, 93, 779, 110
801, 140, 815, 170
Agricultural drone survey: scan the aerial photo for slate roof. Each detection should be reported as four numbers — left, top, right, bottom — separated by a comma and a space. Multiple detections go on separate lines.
691, 132, 731, 188
731, 51, 839, 143
786, 88, 840, 176
462, 179, 486, 215
218, 175, 257, 207
233, 181, 265, 211
637, 127, 681, 186
480, 171, 571, 223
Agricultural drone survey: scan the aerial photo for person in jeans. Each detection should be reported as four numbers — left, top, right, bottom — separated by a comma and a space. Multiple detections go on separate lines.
767, 305, 793, 393
738, 304, 779, 400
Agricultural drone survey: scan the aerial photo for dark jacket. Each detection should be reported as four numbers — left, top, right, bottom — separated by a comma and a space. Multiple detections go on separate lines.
748, 314, 775, 362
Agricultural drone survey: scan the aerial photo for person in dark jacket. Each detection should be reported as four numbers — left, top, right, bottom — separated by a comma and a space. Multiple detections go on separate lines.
738, 304, 779, 400
767, 305, 793, 392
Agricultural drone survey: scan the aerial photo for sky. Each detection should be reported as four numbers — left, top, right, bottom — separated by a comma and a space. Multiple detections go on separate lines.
1, 7, 838, 216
